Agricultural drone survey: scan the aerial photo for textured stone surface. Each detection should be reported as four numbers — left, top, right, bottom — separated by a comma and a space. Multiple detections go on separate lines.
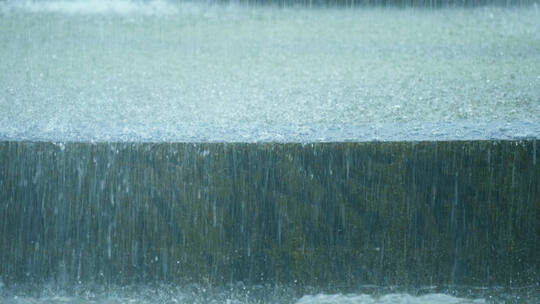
1, 3, 539, 142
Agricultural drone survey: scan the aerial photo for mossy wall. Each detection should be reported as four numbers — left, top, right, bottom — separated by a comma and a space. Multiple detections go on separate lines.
0, 141, 538, 288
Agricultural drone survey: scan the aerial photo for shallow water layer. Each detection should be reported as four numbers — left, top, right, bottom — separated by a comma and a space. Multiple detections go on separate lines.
1, 1, 539, 142
0, 293, 488, 304
2, 283, 540, 304
3, 283, 538, 304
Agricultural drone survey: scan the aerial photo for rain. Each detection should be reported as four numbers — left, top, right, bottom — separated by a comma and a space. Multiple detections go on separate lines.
0, 0, 539, 303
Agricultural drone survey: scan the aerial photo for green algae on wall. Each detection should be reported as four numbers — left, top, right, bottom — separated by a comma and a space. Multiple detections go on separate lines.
0, 141, 538, 288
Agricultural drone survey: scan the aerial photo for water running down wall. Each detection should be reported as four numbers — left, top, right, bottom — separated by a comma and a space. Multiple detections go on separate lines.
1, 141, 538, 290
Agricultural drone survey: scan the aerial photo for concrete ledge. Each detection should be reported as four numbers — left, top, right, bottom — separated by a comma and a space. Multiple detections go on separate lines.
0, 141, 538, 287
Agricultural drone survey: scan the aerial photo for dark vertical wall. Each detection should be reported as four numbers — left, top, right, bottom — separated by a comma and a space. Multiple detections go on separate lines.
0, 141, 538, 288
